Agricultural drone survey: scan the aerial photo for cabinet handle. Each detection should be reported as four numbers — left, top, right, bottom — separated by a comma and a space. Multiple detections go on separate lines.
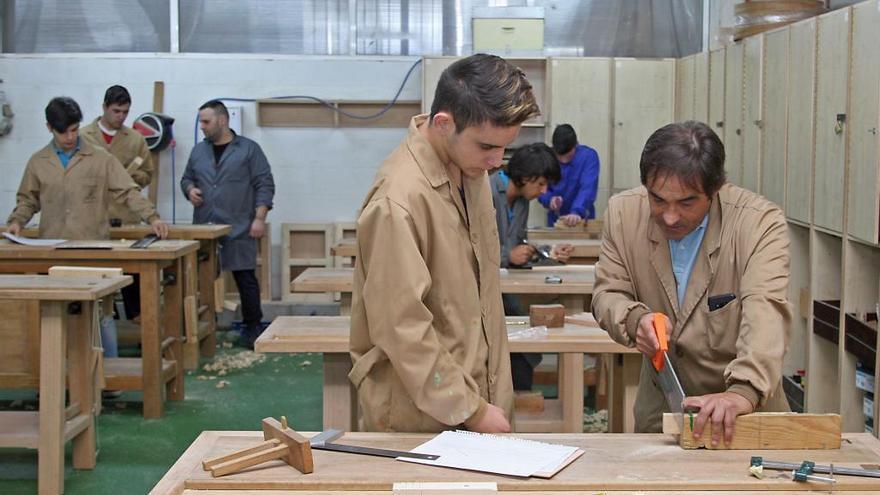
868, 128, 878, 135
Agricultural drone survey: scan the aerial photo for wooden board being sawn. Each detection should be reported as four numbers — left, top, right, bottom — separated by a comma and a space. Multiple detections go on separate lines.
662, 412, 841, 450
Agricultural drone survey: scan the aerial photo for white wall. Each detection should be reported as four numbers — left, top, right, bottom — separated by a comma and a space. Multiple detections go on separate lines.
0, 53, 421, 298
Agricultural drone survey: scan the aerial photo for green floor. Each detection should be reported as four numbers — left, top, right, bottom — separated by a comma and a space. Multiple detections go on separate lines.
0, 341, 324, 495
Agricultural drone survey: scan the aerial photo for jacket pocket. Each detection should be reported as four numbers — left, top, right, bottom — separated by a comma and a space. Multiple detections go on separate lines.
706, 297, 740, 356
79, 179, 99, 204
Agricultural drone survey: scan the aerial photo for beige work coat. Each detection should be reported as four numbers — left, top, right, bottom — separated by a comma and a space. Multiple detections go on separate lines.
592, 183, 792, 432
81, 119, 154, 223
7, 139, 158, 240
349, 115, 514, 432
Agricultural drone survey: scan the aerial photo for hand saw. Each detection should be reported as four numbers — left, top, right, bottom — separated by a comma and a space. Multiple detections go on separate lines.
651, 313, 687, 413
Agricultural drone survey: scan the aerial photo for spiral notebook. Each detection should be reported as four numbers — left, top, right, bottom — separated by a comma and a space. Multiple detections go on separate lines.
397, 430, 583, 478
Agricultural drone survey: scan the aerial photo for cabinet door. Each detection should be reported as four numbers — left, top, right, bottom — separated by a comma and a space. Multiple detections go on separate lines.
724, 43, 745, 186
814, 8, 851, 233
761, 28, 789, 209
613, 58, 675, 191
786, 19, 817, 225
694, 51, 710, 124
549, 57, 612, 217
848, 1, 880, 244
709, 49, 726, 142
675, 55, 695, 121
742, 35, 763, 193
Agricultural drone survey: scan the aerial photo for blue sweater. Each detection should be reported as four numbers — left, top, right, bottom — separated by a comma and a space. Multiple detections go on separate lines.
538, 144, 600, 225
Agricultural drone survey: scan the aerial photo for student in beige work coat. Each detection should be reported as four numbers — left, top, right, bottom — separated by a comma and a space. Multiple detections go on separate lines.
7, 96, 168, 240
349, 54, 540, 433
592, 121, 791, 446
80, 85, 154, 225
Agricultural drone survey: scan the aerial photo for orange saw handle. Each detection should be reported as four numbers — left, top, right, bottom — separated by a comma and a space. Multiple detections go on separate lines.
651, 313, 668, 371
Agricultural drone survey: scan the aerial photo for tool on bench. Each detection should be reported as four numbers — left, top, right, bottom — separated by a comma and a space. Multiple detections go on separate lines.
651, 313, 687, 413
750, 456, 880, 484
201, 417, 438, 477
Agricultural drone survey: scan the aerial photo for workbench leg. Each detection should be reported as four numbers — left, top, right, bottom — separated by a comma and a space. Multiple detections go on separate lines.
339, 293, 352, 316
69, 301, 97, 469
164, 259, 185, 401
608, 353, 641, 433
199, 241, 218, 358
558, 295, 585, 315
38, 301, 66, 495
323, 354, 357, 431
558, 352, 585, 433
141, 265, 164, 419
182, 252, 200, 370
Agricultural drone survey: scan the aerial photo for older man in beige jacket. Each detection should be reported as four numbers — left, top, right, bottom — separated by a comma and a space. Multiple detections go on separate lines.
349, 54, 540, 433
592, 121, 791, 446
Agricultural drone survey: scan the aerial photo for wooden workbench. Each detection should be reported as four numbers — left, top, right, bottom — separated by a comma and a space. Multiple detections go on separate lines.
151, 430, 880, 494
332, 236, 601, 265
255, 315, 639, 434
0, 239, 200, 419
0, 274, 131, 495
290, 267, 594, 315
110, 224, 232, 369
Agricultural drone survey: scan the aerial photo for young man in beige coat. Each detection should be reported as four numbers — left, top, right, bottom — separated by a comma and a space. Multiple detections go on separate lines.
349, 54, 540, 433
80, 85, 154, 225
592, 121, 791, 446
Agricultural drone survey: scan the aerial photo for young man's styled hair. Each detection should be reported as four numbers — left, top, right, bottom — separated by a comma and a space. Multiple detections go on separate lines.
430, 53, 540, 132
199, 99, 229, 120
640, 120, 727, 196
103, 85, 132, 106
551, 124, 577, 155
45, 97, 83, 133
506, 143, 561, 187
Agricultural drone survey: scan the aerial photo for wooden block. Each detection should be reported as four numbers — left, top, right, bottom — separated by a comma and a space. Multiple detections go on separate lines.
222, 299, 239, 312
514, 391, 544, 413
213, 277, 225, 313
662, 412, 841, 450
530, 304, 565, 328
48, 266, 124, 278
393, 482, 498, 494
261, 417, 313, 474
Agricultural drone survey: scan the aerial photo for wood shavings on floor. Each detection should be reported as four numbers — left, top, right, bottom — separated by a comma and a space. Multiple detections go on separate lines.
202, 349, 267, 374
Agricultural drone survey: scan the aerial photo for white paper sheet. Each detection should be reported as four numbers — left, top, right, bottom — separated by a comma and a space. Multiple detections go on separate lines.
2, 232, 66, 246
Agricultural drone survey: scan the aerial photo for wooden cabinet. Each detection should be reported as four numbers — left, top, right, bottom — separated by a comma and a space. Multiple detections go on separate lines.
708, 49, 726, 142
847, 0, 880, 244
548, 57, 613, 217
675, 55, 695, 121
786, 18, 817, 225
742, 35, 763, 193
813, 8, 851, 233
693, 51, 710, 123
723, 43, 744, 186
612, 58, 675, 191
760, 28, 789, 208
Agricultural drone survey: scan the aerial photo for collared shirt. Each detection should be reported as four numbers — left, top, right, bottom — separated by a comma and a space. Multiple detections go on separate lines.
668, 214, 709, 307
490, 171, 530, 268
53, 138, 81, 168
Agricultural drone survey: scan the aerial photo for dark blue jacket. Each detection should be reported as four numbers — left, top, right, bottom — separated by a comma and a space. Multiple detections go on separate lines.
538, 144, 599, 224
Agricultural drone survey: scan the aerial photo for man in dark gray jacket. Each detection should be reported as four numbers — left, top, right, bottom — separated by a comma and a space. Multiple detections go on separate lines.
181, 100, 275, 349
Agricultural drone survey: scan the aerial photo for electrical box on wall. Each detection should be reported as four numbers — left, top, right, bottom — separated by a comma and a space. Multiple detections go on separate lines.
228, 105, 243, 136
472, 7, 544, 57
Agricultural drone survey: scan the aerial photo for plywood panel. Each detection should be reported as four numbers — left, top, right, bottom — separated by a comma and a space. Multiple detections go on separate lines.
786, 18, 817, 225
0, 300, 39, 384
847, 0, 880, 244
761, 28, 789, 209
675, 55, 695, 121
814, 8, 851, 233
723, 43, 744, 186
693, 51, 710, 124
613, 58, 675, 191
549, 57, 612, 217
742, 35, 763, 193
708, 49, 726, 141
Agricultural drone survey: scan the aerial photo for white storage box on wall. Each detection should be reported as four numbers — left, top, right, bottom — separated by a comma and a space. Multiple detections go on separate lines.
472, 7, 544, 57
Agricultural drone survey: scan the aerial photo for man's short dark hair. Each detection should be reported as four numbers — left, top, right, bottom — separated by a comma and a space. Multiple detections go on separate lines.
552, 124, 577, 155
45, 97, 83, 133
640, 120, 726, 196
506, 143, 561, 187
430, 53, 540, 132
103, 85, 131, 106
199, 99, 229, 120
